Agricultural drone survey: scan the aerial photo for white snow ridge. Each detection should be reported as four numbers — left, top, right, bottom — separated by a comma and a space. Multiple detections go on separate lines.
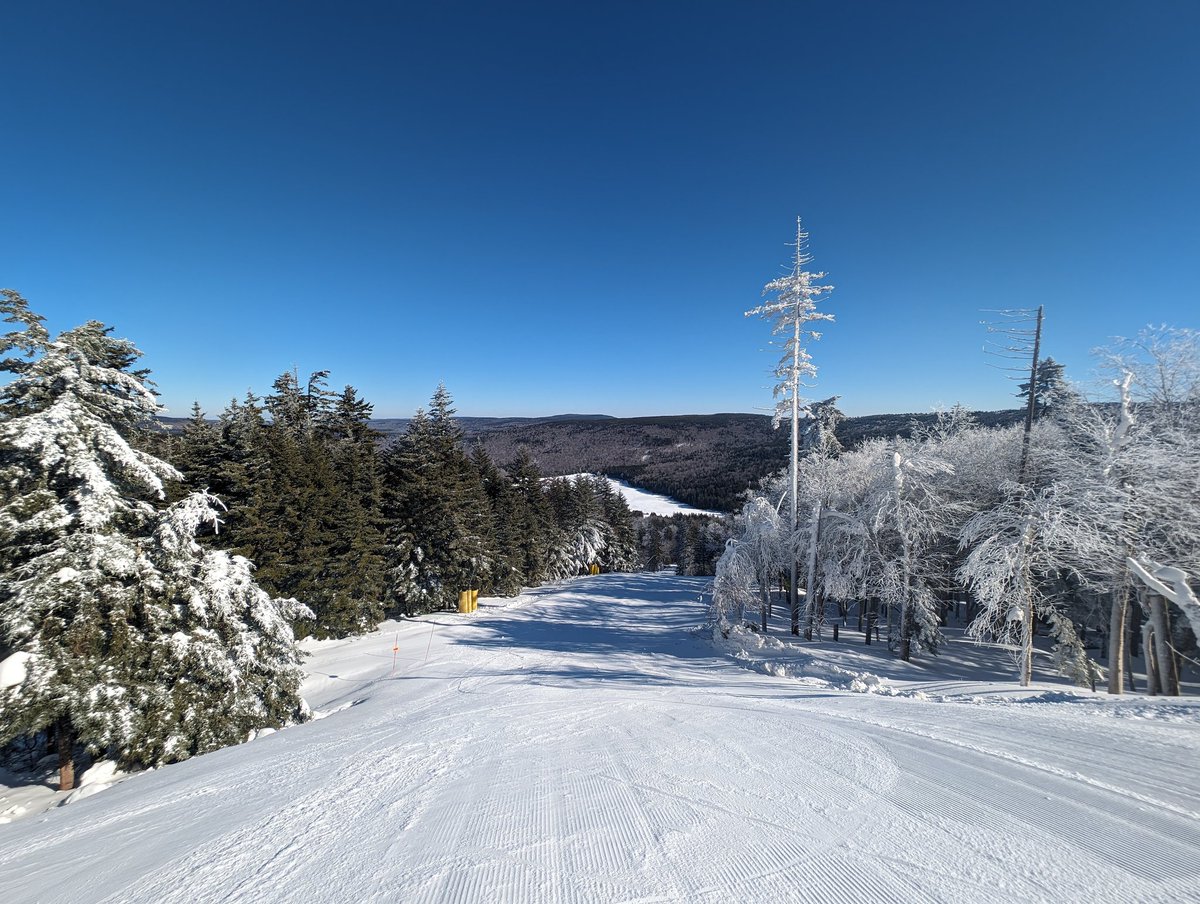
561, 474, 723, 516
1, 573, 1198, 903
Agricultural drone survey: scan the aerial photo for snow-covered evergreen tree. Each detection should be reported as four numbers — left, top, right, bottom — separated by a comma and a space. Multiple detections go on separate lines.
0, 292, 308, 789
383, 386, 496, 612
596, 479, 639, 572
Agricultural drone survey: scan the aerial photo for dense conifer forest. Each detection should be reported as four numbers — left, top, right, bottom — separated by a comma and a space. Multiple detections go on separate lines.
0, 292, 641, 786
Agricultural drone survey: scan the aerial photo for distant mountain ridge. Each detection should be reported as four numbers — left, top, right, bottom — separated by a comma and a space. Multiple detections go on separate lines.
155, 408, 1026, 512
459, 410, 1027, 512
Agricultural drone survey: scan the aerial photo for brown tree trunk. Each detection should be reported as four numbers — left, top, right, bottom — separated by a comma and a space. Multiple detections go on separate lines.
56, 716, 75, 792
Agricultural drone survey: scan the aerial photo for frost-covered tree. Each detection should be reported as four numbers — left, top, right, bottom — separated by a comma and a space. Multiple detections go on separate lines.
745, 218, 835, 634
1042, 331, 1200, 693
1128, 558, 1200, 695
1100, 325, 1200, 429
0, 292, 308, 789
735, 496, 785, 631
867, 442, 958, 660
1017, 357, 1066, 419
711, 539, 759, 628
958, 480, 1107, 687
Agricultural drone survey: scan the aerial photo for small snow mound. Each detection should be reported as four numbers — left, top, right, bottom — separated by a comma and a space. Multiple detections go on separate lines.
311, 699, 361, 721
62, 761, 124, 805
708, 621, 897, 695
0, 803, 28, 824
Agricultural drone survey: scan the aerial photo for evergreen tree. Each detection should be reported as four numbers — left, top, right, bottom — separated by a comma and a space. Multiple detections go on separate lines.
677, 520, 700, 576
473, 444, 523, 595
506, 448, 554, 585
384, 385, 494, 612
321, 386, 389, 633
209, 371, 389, 637
544, 476, 605, 577
641, 518, 665, 571
173, 402, 225, 496
209, 392, 269, 547
1017, 357, 1066, 419
596, 479, 639, 571
0, 293, 307, 789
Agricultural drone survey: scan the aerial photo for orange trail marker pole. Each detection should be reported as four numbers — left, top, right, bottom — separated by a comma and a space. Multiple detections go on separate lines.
390, 633, 399, 677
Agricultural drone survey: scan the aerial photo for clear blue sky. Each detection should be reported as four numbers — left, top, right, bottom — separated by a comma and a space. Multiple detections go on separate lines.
3, 1, 1197, 418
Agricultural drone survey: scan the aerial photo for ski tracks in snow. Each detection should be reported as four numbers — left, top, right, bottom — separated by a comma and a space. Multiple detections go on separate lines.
2, 572, 1199, 903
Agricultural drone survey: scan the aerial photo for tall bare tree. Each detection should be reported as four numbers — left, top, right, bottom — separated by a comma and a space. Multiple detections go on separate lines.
745, 218, 835, 636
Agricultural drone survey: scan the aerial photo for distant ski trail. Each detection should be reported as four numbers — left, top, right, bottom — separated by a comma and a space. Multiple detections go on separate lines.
2, 572, 1198, 903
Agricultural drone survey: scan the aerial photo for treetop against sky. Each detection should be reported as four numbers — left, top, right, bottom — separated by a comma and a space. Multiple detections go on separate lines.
3, 1, 1196, 418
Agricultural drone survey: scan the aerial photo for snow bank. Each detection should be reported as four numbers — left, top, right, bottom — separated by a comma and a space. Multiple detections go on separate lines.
925, 689, 1200, 723
707, 621, 899, 695
62, 761, 126, 805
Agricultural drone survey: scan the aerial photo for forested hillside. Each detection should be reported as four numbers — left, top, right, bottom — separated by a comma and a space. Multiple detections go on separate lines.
464, 409, 1027, 512
158, 408, 1028, 512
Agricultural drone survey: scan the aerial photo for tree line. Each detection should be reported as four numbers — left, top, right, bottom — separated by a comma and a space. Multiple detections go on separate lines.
714, 328, 1200, 693
160, 377, 640, 636
635, 513, 726, 576
0, 291, 638, 789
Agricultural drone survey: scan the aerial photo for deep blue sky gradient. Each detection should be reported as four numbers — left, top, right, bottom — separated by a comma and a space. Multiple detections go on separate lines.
3, 1, 1197, 417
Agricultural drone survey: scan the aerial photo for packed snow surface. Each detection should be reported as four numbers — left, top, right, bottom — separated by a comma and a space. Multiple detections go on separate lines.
563, 474, 723, 516
3, 573, 1199, 903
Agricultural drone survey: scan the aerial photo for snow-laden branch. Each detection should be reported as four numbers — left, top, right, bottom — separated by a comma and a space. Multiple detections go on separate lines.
1127, 557, 1200, 640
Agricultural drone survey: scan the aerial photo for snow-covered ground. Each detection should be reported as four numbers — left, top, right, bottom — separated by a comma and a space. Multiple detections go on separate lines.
561, 474, 724, 516
2, 572, 1198, 903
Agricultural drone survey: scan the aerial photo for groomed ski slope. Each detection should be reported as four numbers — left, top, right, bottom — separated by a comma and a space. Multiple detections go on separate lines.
2, 573, 1199, 903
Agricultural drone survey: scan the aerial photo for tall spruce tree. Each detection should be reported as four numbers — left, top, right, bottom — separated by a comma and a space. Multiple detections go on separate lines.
472, 443, 524, 595
506, 448, 554, 585
384, 385, 494, 612
596, 478, 639, 572
321, 386, 388, 633
1017, 357, 1067, 419
0, 292, 307, 789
